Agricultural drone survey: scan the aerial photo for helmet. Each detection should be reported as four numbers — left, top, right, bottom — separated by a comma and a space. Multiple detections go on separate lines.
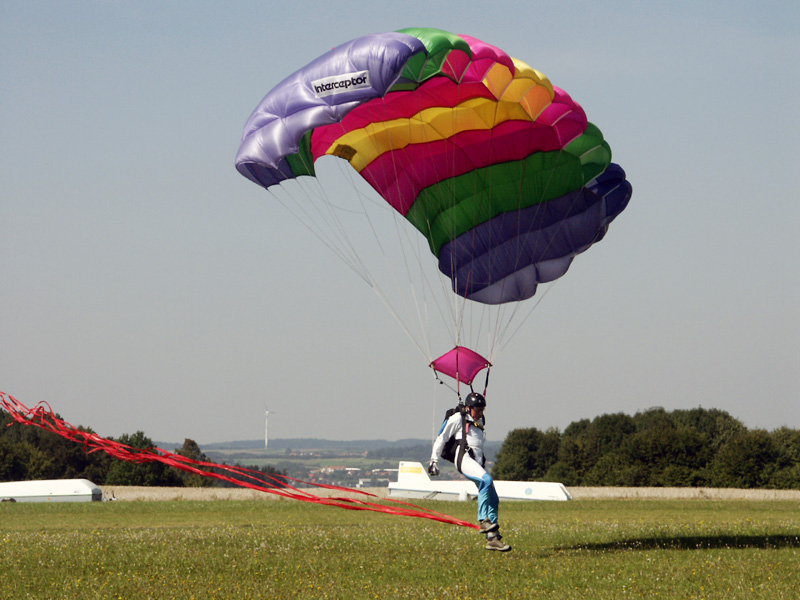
464, 392, 486, 409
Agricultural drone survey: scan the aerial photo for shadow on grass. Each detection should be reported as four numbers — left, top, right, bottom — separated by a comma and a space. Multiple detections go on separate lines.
560, 534, 800, 552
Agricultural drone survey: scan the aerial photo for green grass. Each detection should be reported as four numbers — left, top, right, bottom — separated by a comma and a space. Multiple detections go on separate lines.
2, 498, 799, 599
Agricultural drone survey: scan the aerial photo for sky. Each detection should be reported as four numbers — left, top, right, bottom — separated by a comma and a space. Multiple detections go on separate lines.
2, 1, 798, 446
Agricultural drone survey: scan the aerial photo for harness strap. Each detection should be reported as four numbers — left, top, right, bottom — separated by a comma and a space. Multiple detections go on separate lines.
455, 411, 485, 472
456, 407, 468, 473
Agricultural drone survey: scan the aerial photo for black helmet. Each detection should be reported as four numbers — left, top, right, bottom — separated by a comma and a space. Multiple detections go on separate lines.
464, 392, 486, 409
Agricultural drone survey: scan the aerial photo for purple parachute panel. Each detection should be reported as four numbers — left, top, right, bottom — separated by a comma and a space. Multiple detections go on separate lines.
235, 32, 426, 189
439, 163, 633, 304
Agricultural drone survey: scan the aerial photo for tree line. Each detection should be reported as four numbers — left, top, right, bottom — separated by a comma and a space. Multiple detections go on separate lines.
492, 407, 800, 488
4, 406, 800, 489
0, 410, 285, 487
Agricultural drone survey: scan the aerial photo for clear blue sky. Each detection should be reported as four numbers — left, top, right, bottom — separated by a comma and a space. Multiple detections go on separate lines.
2, 1, 798, 444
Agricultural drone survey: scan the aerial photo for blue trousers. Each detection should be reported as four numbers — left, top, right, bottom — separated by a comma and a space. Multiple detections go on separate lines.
457, 449, 499, 524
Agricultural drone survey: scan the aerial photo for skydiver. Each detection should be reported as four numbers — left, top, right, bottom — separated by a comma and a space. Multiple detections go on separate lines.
428, 392, 511, 552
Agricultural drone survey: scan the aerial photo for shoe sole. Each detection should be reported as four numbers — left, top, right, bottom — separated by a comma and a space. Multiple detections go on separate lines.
479, 522, 499, 534
486, 544, 512, 552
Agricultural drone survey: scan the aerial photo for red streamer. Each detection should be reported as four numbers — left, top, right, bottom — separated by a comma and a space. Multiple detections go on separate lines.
0, 391, 477, 530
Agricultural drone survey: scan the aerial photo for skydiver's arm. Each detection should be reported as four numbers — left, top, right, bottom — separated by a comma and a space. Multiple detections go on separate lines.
430, 413, 461, 462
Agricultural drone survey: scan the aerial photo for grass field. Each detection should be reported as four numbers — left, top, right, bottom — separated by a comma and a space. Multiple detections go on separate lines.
2, 496, 799, 599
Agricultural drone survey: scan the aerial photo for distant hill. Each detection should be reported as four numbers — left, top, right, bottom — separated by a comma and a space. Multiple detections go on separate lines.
194, 438, 502, 462
199, 439, 430, 451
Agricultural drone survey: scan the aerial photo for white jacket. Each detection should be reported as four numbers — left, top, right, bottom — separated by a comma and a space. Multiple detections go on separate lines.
430, 410, 485, 466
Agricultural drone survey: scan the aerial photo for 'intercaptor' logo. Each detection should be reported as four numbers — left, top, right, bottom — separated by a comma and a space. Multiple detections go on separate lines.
311, 71, 371, 98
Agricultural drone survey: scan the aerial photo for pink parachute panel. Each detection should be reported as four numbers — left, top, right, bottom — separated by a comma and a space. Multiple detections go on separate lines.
429, 346, 491, 385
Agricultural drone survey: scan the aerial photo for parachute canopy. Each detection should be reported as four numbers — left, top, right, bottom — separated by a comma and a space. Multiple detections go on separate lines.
236, 27, 632, 305
430, 346, 491, 385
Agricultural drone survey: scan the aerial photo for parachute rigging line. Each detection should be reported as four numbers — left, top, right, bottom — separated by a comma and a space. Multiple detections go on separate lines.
338, 158, 439, 359
0, 392, 477, 530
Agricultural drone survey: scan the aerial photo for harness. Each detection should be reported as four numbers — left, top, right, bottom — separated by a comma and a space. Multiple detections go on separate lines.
440, 405, 485, 473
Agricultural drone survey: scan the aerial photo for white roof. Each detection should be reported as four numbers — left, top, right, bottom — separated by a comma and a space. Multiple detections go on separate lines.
0, 479, 102, 502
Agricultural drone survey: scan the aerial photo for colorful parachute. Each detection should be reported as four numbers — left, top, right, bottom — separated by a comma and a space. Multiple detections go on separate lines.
236, 27, 632, 308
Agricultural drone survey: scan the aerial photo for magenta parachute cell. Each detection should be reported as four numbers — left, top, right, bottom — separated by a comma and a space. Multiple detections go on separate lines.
430, 346, 491, 385
236, 28, 632, 305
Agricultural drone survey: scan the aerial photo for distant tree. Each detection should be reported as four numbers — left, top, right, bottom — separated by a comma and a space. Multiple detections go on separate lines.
709, 429, 779, 488
104, 431, 183, 487
215, 463, 289, 488
537, 428, 561, 473
0, 410, 111, 482
0, 411, 27, 481
768, 427, 800, 489
614, 422, 705, 486
0, 437, 26, 481
670, 407, 746, 450
57, 424, 113, 482
172, 439, 214, 487
493, 428, 544, 480
494, 407, 798, 489
491, 427, 565, 481
542, 460, 581, 486
583, 413, 637, 464
544, 414, 635, 484
20, 441, 57, 480
549, 419, 591, 483
631, 406, 671, 432
582, 451, 645, 486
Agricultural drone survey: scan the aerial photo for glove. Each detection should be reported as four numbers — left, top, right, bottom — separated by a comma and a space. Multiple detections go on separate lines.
428, 461, 440, 477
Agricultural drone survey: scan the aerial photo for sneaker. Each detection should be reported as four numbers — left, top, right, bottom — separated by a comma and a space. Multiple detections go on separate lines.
485, 538, 512, 552
478, 519, 499, 534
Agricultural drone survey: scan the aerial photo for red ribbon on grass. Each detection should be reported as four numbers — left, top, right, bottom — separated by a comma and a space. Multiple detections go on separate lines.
0, 391, 477, 530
